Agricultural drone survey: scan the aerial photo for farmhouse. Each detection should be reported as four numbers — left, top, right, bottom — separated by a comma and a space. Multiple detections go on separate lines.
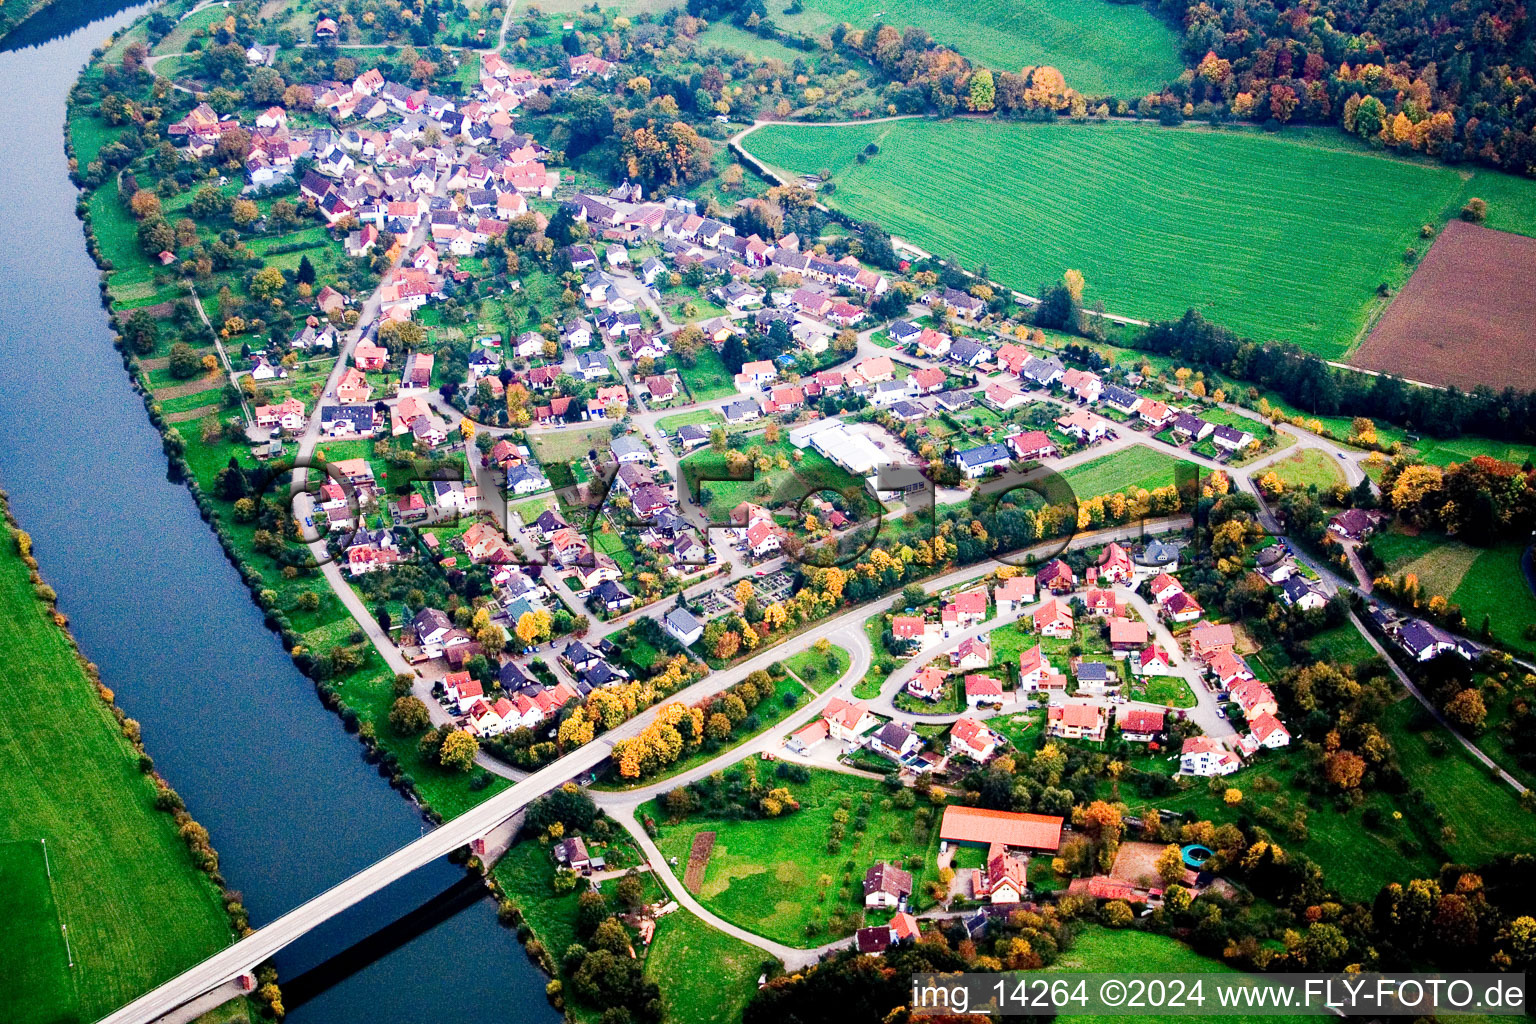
1329, 508, 1385, 541
863, 862, 913, 908
973, 851, 1028, 904
939, 805, 1063, 854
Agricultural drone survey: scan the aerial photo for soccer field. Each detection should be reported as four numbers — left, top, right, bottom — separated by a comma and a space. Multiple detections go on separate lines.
774, 0, 1184, 97
0, 840, 76, 1024
0, 513, 232, 1021
743, 119, 1535, 358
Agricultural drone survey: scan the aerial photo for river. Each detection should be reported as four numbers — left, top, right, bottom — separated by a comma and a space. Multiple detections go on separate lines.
0, 6, 556, 1023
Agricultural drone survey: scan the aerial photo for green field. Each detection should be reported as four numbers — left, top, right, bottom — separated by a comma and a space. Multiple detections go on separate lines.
1060, 445, 1190, 499
782, 643, 852, 692
0, 841, 76, 1024
774, 0, 1183, 97
530, 425, 613, 465
645, 910, 766, 1024
1380, 699, 1536, 865
1267, 448, 1346, 491
694, 21, 812, 65
1048, 927, 1292, 1024
671, 348, 738, 402
744, 120, 1536, 358
657, 408, 724, 433
1372, 529, 1536, 654
0, 517, 233, 1022
649, 767, 943, 946
1408, 435, 1536, 468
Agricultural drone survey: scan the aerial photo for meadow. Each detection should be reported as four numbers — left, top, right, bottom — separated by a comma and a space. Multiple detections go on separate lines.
648, 767, 943, 946
644, 909, 766, 1024
1047, 927, 1296, 1024
1370, 528, 1536, 655
0, 515, 233, 1023
1267, 449, 1345, 492
744, 119, 1536, 358
774, 0, 1183, 97
1059, 445, 1190, 499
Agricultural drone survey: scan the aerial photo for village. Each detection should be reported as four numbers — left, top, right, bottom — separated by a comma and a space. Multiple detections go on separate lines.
157, 26, 1492, 801
64, 12, 1524, 1020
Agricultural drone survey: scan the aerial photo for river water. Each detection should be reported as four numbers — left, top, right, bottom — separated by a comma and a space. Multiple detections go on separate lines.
0, 6, 555, 1022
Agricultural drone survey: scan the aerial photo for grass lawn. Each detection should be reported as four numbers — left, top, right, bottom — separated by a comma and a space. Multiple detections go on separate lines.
782, 644, 851, 692
1452, 544, 1536, 655
0, 515, 233, 1022
646, 909, 767, 1024
1047, 927, 1294, 1024
649, 767, 943, 946
510, 495, 560, 525
670, 348, 737, 402
1126, 674, 1196, 708
1060, 445, 1190, 499
693, 21, 810, 64
657, 408, 724, 433
990, 709, 1044, 752
1267, 448, 1345, 491
531, 425, 613, 465
1118, 736, 1449, 896
1381, 698, 1536, 865
774, 0, 1182, 97
743, 119, 1536, 358
1269, 620, 1379, 673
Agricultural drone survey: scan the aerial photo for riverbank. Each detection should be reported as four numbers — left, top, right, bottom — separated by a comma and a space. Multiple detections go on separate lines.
26, 7, 559, 1023
0, 491, 244, 1024
65, 22, 506, 827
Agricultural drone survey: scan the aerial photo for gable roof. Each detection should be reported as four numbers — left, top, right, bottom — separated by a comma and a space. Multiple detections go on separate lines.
939, 805, 1063, 852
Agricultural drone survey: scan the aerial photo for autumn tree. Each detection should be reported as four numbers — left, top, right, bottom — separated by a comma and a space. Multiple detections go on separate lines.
1150, 844, 1185, 886
389, 695, 431, 735
1444, 688, 1487, 730
1323, 749, 1365, 789
129, 189, 161, 220
439, 729, 479, 771
1062, 269, 1085, 303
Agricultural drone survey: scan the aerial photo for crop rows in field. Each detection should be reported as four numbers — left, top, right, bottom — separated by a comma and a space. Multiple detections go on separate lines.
745, 119, 1521, 359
